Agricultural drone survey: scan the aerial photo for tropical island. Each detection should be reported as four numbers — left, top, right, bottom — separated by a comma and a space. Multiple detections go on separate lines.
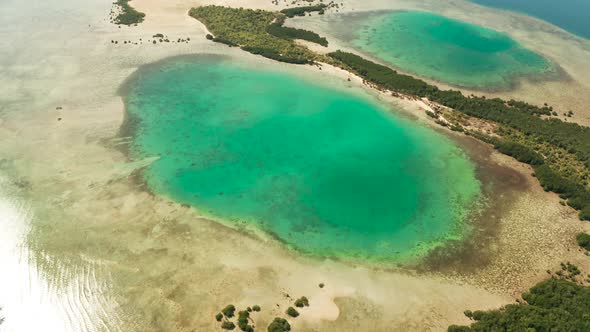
2, 0, 590, 331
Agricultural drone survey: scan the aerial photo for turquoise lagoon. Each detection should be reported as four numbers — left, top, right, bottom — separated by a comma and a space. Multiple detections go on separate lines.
123, 56, 481, 261
349, 11, 554, 89
472, 0, 590, 39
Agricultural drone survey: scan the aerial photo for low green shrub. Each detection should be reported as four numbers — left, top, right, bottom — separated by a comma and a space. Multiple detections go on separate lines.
294, 296, 309, 308
286, 306, 299, 317
222, 304, 236, 318
576, 233, 590, 250
267, 317, 291, 332
448, 278, 590, 331
221, 321, 236, 330
280, 5, 326, 18
114, 0, 145, 25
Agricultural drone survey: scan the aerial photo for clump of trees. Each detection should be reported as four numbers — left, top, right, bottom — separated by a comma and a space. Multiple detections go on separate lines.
280, 4, 327, 18
577, 233, 590, 251
266, 17, 328, 47
267, 317, 290, 332
241, 46, 311, 64
216, 304, 263, 331
221, 321, 236, 330
328, 50, 590, 220
533, 164, 590, 220
113, 0, 145, 25
237, 310, 254, 332
555, 262, 582, 280
448, 278, 590, 331
189, 6, 318, 64
222, 304, 236, 318
214, 293, 309, 330
285, 307, 299, 318
493, 140, 544, 165
294, 296, 309, 308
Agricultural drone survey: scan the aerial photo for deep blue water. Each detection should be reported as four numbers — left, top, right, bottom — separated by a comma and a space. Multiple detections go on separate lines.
471, 0, 590, 39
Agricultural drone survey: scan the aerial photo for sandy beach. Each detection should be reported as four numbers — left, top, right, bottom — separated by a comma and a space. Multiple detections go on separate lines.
1, 0, 589, 331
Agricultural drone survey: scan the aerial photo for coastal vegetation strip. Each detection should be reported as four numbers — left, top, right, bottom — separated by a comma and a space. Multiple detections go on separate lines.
267, 16, 328, 47
189, 6, 328, 64
111, 0, 145, 25
280, 4, 327, 18
449, 268, 590, 331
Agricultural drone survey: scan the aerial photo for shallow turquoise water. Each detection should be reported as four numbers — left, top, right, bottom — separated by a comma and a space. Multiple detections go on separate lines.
124, 56, 481, 261
351, 11, 554, 89
472, 0, 590, 39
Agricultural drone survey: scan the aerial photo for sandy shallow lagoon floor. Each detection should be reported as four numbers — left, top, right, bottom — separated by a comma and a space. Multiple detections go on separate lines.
1, 0, 590, 331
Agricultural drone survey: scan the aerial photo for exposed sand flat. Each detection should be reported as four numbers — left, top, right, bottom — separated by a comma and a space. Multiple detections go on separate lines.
0, 0, 589, 331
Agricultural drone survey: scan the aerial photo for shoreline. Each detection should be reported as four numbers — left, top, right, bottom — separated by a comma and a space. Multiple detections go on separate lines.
0, 0, 589, 330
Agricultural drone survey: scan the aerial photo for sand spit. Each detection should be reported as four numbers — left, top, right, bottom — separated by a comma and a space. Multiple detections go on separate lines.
0, 0, 589, 331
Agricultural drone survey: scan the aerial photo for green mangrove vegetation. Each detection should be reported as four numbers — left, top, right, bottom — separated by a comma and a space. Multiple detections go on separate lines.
280, 4, 327, 18
222, 304, 236, 318
237, 310, 254, 332
493, 140, 544, 166
221, 321, 236, 330
294, 296, 309, 308
267, 318, 291, 332
267, 16, 328, 47
577, 233, 590, 251
327, 50, 590, 220
285, 307, 299, 318
216, 304, 260, 331
448, 277, 590, 331
189, 6, 324, 64
112, 0, 145, 25
214, 301, 298, 331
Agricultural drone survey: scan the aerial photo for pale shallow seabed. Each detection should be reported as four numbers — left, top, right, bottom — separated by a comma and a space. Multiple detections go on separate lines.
0, 0, 589, 331
341, 10, 555, 89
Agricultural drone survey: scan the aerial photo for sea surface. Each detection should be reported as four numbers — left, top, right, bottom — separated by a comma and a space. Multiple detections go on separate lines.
123, 56, 481, 261
347, 11, 554, 89
471, 0, 590, 39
